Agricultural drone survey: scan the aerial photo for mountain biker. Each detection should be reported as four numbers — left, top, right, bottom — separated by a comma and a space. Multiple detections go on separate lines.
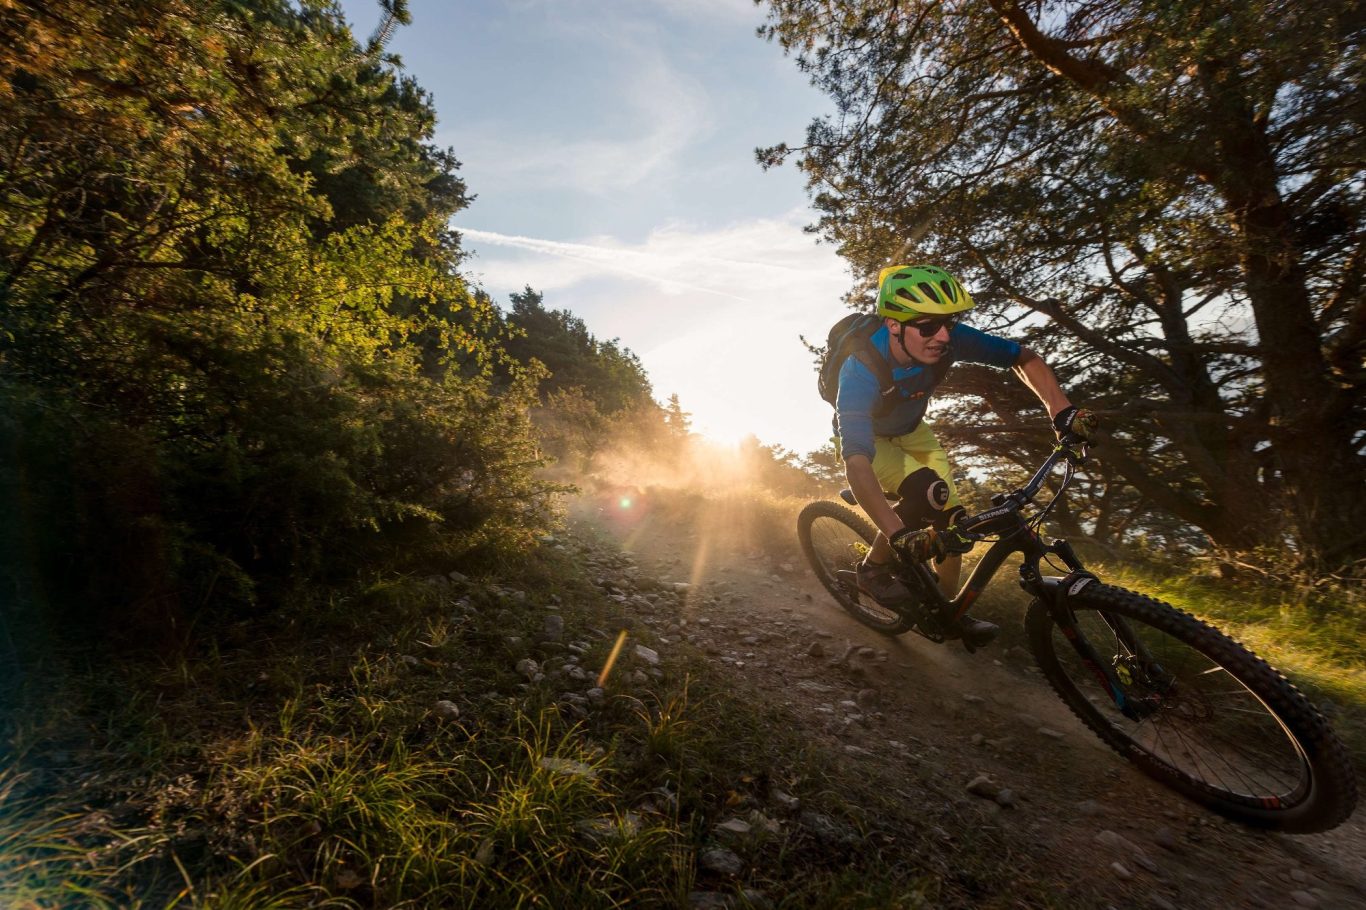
834, 264, 1096, 645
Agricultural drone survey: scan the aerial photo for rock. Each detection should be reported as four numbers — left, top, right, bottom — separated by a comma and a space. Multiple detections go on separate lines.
962, 694, 985, 705
575, 812, 641, 845
515, 658, 540, 680
1094, 829, 1139, 852
747, 810, 783, 835
966, 774, 1000, 799
1289, 868, 1309, 884
543, 614, 565, 642
697, 847, 744, 876
448, 570, 468, 583
799, 810, 855, 846
585, 687, 606, 706
1038, 727, 1065, 740
856, 646, 876, 659
856, 688, 880, 710
538, 757, 597, 780
432, 700, 460, 722
714, 817, 752, 838
473, 838, 495, 865
1289, 891, 1318, 908
672, 582, 692, 594
970, 734, 985, 746
689, 891, 732, 909
634, 644, 660, 666
1153, 826, 1180, 852
1095, 830, 1157, 873
994, 788, 1018, 808
398, 654, 420, 669
807, 641, 826, 658
769, 787, 801, 812
1075, 799, 1106, 817
1133, 853, 1159, 874
740, 887, 773, 909
1109, 861, 1132, 880
1151, 898, 1177, 910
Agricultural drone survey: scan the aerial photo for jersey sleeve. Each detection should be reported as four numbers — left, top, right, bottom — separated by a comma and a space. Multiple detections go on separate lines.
950, 324, 1021, 368
834, 354, 880, 461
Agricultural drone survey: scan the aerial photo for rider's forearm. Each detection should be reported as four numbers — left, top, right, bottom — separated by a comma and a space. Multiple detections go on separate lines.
844, 454, 905, 539
1013, 347, 1072, 419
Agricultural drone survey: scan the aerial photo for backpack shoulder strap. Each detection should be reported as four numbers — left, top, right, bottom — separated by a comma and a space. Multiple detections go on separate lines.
844, 334, 897, 416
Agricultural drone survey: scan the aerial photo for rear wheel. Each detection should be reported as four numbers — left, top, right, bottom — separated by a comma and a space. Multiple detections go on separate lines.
796, 500, 915, 635
1027, 583, 1357, 833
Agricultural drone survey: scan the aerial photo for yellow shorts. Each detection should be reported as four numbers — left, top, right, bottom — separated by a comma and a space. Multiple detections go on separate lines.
835, 421, 961, 509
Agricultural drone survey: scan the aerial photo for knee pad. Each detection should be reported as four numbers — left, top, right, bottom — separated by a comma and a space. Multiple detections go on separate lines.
893, 467, 963, 531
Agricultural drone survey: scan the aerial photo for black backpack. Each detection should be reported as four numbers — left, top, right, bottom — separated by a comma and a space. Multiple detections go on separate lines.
817, 313, 952, 416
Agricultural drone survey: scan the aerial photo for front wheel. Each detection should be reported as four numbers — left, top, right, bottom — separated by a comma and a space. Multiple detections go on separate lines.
796, 500, 915, 635
1027, 583, 1357, 833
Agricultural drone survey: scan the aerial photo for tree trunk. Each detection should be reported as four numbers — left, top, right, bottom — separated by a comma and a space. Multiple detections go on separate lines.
1203, 64, 1366, 568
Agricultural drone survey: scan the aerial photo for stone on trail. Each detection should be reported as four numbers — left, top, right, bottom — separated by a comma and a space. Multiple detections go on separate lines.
769, 787, 801, 812
698, 847, 744, 876
965, 774, 1001, 799
714, 817, 752, 838
634, 644, 661, 665
1075, 799, 1106, 817
538, 757, 597, 780
688, 891, 732, 909
515, 657, 540, 680
432, 700, 460, 722
543, 614, 565, 641
1153, 826, 1181, 852
1289, 891, 1319, 908
1109, 861, 1133, 880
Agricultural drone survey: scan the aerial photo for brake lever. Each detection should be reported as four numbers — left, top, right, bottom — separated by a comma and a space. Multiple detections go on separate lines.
1056, 436, 1091, 466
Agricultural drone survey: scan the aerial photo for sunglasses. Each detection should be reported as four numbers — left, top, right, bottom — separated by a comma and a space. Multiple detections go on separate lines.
904, 315, 960, 338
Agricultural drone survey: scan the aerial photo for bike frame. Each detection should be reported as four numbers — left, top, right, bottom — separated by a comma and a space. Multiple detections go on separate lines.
894, 444, 1156, 720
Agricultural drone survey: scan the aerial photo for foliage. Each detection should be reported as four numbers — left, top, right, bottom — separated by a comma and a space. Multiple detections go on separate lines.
759, 0, 1366, 573
0, 0, 552, 642
502, 287, 655, 416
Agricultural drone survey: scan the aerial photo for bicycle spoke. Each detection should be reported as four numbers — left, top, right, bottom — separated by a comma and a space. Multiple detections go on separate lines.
1061, 607, 1307, 802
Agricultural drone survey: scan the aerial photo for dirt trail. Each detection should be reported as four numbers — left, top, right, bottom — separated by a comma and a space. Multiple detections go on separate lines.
592, 499, 1365, 910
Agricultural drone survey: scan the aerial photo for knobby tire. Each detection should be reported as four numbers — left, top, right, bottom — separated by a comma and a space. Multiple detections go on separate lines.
796, 500, 916, 635
1027, 583, 1357, 833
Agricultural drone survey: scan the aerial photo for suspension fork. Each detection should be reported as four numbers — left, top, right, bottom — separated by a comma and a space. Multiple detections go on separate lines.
1026, 541, 1148, 721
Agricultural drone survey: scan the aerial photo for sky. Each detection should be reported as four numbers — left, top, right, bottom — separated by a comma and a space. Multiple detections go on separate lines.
338, 0, 856, 454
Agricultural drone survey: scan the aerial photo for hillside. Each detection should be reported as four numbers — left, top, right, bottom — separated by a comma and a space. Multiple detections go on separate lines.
4, 481, 1362, 908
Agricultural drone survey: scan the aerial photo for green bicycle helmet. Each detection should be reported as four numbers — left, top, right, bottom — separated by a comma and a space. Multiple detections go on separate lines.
876, 264, 975, 320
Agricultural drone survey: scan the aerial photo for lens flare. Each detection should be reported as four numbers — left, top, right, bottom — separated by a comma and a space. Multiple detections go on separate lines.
597, 628, 630, 687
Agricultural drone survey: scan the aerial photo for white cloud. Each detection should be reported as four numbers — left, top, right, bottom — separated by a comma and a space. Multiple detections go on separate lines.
446, 54, 711, 196
458, 213, 858, 453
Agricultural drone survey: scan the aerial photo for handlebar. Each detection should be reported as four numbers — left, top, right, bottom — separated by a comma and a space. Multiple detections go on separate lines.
952, 440, 1090, 540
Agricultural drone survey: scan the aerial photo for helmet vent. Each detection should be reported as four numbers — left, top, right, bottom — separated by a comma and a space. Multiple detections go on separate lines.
917, 281, 940, 303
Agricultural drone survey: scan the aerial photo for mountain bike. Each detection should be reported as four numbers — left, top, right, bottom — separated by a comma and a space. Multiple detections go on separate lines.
795, 441, 1358, 834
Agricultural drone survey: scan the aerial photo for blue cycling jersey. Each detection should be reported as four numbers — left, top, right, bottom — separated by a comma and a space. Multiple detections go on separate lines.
834, 323, 1021, 461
